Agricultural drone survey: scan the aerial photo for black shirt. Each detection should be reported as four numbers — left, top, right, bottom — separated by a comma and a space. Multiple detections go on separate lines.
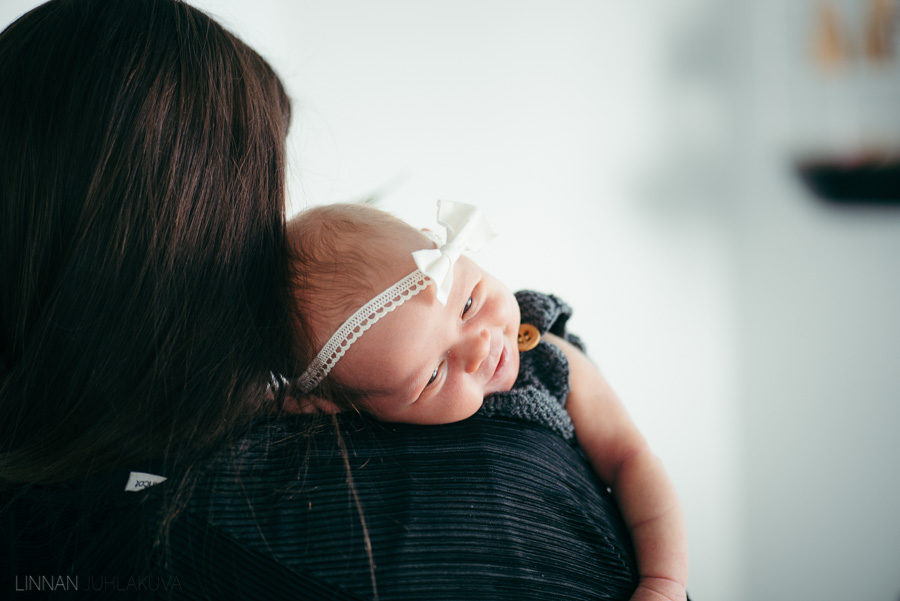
3, 414, 637, 600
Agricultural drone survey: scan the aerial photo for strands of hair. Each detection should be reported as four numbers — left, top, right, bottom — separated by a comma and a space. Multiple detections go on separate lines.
0, 2, 301, 576
333, 414, 379, 601
0, 0, 294, 486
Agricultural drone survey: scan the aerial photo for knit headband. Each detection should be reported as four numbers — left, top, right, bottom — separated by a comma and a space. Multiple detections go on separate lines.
297, 200, 496, 394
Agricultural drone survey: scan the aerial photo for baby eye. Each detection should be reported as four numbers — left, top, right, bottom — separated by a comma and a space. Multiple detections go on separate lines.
426, 366, 440, 387
461, 296, 473, 318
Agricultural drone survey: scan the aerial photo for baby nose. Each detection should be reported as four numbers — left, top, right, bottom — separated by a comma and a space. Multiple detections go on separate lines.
464, 329, 491, 374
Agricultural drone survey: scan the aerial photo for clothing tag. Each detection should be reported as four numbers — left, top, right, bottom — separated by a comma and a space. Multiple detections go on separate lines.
124, 471, 167, 492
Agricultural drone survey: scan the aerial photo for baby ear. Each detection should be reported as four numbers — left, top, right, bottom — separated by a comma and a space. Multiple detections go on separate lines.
282, 394, 342, 415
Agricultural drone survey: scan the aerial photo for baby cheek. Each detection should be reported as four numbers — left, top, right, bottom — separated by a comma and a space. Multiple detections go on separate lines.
455, 391, 486, 421
506, 304, 522, 337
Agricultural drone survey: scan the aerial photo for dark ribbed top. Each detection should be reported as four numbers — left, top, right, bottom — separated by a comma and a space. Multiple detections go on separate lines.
2, 414, 637, 600
182, 414, 638, 600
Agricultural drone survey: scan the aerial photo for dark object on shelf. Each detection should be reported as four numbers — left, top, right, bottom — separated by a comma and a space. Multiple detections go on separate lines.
796, 157, 900, 205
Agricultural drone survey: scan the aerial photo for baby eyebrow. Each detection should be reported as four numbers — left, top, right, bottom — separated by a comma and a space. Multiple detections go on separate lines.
447, 262, 473, 308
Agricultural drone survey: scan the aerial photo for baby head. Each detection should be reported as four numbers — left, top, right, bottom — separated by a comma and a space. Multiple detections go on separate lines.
288, 202, 521, 424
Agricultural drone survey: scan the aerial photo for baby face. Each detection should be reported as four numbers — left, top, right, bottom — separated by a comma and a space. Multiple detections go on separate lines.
328, 236, 521, 424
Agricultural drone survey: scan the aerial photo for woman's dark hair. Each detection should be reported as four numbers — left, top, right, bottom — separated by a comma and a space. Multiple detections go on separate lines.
0, 0, 295, 487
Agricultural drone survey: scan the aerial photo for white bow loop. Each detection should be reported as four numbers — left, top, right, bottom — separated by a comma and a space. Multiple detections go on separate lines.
412, 200, 496, 305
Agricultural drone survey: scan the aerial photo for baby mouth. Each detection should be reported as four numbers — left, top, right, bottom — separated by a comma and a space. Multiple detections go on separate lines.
492, 346, 508, 382
486, 335, 507, 387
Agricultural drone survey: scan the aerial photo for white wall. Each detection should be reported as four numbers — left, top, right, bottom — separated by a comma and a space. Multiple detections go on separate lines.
736, 1, 900, 600
2, 2, 756, 599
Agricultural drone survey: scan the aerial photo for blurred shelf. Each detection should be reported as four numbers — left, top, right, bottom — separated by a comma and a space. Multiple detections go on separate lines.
795, 155, 900, 205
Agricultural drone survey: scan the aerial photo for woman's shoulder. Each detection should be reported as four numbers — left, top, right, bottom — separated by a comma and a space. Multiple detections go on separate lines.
199, 413, 595, 492
186, 414, 638, 600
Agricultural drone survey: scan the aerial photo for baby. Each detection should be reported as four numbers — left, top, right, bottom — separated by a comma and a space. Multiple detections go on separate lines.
286, 200, 688, 601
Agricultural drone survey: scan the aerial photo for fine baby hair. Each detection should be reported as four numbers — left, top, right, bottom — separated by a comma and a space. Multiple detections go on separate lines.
287, 203, 427, 410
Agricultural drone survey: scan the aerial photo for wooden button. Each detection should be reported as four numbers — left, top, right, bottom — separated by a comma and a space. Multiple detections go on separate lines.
517, 323, 540, 352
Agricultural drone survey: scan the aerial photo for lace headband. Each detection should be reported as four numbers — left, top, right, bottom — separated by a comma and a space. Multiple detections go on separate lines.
296, 200, 496, 394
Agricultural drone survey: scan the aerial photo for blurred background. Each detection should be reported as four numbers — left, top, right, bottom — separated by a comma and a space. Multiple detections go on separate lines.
3, 1, 899, 599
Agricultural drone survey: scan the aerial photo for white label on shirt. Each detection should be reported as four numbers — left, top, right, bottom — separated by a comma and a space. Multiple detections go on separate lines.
124, 471, 167, 492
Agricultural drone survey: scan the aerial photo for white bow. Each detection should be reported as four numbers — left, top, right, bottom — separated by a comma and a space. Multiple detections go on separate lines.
412, 200, 496, 306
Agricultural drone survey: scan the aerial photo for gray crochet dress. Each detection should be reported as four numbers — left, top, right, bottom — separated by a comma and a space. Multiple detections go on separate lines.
479, 290, 583, 441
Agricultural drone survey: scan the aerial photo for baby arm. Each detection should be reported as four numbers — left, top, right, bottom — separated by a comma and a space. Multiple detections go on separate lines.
543, 333, 688, 601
